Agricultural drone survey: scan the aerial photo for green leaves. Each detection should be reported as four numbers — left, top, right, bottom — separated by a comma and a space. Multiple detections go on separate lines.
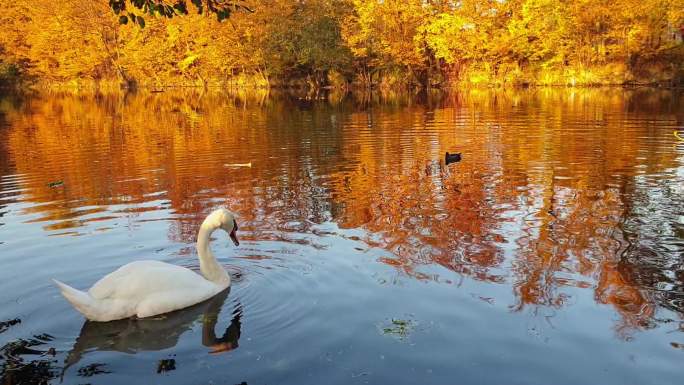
121, 13, 145, 28
173, 1, 189, 15
108, 1, 253, 25
216, 9, 231, 22
192, 0, 204, 15
109, 0, 125, 15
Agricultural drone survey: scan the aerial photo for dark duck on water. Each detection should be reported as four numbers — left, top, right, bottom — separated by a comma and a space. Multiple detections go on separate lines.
445, 152, 462, 165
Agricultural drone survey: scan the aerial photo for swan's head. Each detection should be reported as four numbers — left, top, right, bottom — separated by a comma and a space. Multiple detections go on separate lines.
204, 208, 240, 246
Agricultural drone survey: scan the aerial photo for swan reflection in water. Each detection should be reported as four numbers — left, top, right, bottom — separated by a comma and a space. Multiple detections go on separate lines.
64, 288, 241, 372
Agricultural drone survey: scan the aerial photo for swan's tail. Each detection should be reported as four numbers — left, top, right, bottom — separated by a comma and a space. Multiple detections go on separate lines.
53, 279, 102, 321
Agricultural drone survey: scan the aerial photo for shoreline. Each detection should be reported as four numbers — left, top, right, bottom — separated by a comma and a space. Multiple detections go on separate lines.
3, 81, 683, 95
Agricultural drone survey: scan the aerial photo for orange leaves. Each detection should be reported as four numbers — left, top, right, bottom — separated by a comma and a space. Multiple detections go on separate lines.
0, 0, 682, 87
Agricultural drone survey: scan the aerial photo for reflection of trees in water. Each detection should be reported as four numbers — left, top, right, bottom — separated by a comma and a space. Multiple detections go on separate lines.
0, 94, 23, 226
325, 88, 684, 337
1, 88, 682, 336
613, 175, 684, 332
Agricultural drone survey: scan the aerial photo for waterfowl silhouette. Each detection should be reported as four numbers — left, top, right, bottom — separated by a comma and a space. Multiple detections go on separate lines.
445, 152, 462, 165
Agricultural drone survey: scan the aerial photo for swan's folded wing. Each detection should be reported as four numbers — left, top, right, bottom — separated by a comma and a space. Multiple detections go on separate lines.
88, 260, 207, 300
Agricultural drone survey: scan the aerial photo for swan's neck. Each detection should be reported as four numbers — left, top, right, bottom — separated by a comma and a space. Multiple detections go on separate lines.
197, 224, 230, 286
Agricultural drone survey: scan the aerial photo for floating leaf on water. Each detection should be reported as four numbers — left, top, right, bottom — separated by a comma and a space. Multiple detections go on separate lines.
674, 131, 684, 142
47, 180, 64, 188
378, 317, 417, 340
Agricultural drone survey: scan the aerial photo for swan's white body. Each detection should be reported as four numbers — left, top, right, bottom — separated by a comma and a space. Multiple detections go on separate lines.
54, 209, 238, 322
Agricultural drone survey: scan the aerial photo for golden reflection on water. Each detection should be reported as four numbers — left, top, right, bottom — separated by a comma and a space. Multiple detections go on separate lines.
0, 88, 682, 338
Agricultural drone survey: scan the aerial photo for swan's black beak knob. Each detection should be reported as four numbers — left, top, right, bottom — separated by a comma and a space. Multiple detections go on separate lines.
230, 219, 239, 246
230, 231, 240, 247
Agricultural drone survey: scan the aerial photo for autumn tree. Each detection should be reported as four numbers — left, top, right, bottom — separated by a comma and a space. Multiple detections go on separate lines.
342, 0, 430, 86
1, 0, 682, 88
260, 0, 353, 87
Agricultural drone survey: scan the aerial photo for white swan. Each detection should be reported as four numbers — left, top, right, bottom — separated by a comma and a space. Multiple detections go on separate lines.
53, 208, 240, 322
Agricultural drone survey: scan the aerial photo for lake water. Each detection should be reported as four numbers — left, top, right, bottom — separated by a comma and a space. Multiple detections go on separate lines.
0, 88, 683, 384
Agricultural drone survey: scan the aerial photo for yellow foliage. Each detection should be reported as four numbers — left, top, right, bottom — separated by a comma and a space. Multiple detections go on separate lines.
0, 0, 682, 87
179, 54, 200, 71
